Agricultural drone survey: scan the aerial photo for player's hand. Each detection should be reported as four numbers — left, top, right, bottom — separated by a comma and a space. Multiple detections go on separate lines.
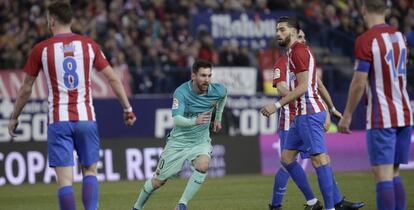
123, 111, 136, 126
212, 121, 222, 133
260, 104, 277, 117
324, 111, 331, 132
196, 112, 211, 124
330, 108, 343, 120
8, 118, 19, 137
338, 115, 352, 134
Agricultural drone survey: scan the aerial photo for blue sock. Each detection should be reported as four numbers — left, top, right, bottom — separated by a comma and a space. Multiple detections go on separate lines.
58, 186, 76, 210
271, 167, 290, 206
376, 181, 395, 210
82, 175, 99, 210
393, 176, 406, 210
315, 165, 334, 209
332, 176, 343, 205
283, 161, 315, 201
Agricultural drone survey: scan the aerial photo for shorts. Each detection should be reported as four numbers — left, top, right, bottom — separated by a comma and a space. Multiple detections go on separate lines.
48, 121, 100, 167
284, 111, 327, 158
366, 126, 412, 165
278, 130, 311, 159
154, 140, 213, 181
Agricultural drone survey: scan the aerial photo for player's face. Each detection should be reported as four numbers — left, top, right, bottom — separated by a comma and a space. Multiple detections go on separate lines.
276, 22, 293, 47
192, 67, 212, 93
298, 30, 306, 44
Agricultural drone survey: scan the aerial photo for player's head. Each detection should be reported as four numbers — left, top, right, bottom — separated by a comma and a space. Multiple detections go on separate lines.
298, 29, 306, 44
191, 60, 212, 93
276, 16, 301, 48
361, 0, 388, 18
46, 1, 73, 32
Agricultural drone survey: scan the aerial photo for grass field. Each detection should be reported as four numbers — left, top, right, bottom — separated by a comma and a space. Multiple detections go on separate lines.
1, 171, 413, 210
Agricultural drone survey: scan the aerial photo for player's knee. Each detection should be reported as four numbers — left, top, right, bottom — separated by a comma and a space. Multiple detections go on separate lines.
310, 153, 330, 167
152, 178, 167, 189
81, 164, 97, 176
194, 156, 210, 172
281, 152, 296, 165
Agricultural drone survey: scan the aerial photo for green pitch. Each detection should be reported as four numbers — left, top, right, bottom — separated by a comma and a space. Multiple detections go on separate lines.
1, 171, 413, 210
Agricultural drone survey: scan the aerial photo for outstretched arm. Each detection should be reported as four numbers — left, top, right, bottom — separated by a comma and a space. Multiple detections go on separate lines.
8, 74, 36, 136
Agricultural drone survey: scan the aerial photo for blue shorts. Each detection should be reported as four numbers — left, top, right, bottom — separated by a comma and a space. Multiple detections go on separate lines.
278, 130, 310, 159
284, 111, 327, 158
366, 126, 412, 166
48, 121, 100, 167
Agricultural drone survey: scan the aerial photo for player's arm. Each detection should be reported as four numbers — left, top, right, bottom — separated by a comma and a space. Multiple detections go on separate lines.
261, 71, 307, 117
171, 91, 210, 127
8, 74, 36, 136
338, 71, 368, 133
101, 66, 136, 125
276, 81, 290, 97
317, 78, 342, 119
212, 91, 227, 133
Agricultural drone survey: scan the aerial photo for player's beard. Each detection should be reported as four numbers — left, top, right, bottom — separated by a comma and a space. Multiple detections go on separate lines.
197, 82, 209, 93
278, 35, 290, 48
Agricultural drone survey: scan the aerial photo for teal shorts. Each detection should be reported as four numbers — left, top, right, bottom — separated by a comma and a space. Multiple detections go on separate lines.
154, 140, 213, 181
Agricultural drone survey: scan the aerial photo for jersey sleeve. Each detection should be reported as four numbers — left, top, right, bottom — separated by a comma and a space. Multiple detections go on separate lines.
171, 90, 186, 117
23, 44, 43, 77
272, 55, 287, 87
91, 41, 110, 71
354, 35, 373, 72
290, 47, 309, 74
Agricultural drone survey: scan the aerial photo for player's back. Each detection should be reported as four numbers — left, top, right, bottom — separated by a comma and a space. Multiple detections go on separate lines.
25, 33, 109, 124
167, 81, 226, 147
355, 24, 413, 128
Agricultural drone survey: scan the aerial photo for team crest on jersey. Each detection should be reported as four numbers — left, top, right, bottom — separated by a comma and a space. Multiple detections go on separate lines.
62, 43, 75, 53
273, 68, 281, 79
172, 98, 179, 109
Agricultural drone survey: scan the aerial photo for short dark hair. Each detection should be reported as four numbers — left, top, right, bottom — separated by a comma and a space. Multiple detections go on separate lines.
277, 16, 301, 32
362, 0, 388, 14
192, 60, 212, 73
47, 1, 73, 24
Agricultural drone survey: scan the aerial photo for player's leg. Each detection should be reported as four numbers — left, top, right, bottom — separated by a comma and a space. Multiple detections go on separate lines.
298, 111, 334, 210
393, 126, 412, 210
177, 141, 212, 208
269, 131, 290, 210
132, 142, 185, 210
81, 164, 98, 210
48, 122, 77, 210
74, 121, 101, 210
366, 128, 396, 210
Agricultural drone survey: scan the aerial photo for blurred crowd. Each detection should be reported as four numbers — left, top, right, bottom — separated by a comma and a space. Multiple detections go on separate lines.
0, 0, 413, 94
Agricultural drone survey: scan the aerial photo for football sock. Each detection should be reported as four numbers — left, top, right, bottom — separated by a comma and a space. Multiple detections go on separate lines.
394, 176, 407, 210
332, 176, 343, 205
178, 169, 207, 205
133, 179, 155, 209
82, 175, 99, 210
58, 186, 76, 210
315, 164, 334, 209
282, 161, 315, 201
376, 181, 395, 210
271, 167, 290, 206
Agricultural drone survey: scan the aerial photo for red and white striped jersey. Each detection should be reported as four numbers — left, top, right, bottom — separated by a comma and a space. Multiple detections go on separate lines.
272, 54, 296, 131
287, 42, 326, 115
354, 24, 413, 129
24, 33, 109, 124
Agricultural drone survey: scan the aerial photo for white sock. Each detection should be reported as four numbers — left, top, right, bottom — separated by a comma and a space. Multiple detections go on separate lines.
306, 198, 317, 205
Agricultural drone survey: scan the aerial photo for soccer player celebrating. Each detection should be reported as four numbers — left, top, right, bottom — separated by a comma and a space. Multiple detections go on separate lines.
267, 27, 364, 210
131, 60, 227, 210
338, 0, 413, 209
7, 2, 136, 210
